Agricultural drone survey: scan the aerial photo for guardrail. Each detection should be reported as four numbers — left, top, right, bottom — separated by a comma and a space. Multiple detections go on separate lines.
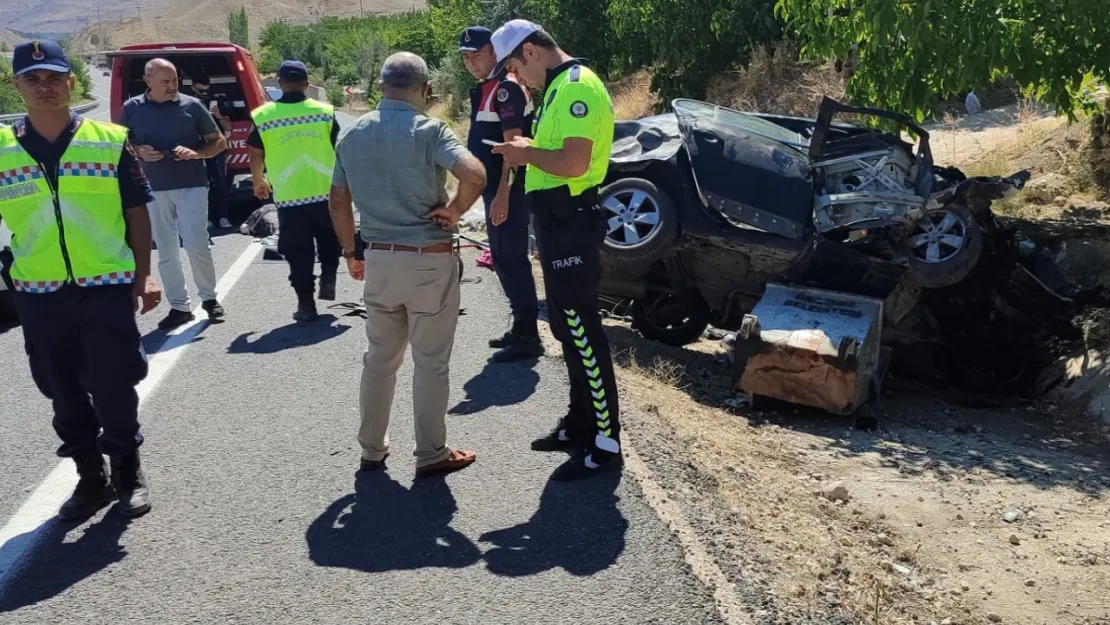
0, 100, 100, 124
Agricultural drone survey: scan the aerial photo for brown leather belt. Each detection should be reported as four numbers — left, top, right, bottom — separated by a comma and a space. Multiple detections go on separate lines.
368, 241, 454, 254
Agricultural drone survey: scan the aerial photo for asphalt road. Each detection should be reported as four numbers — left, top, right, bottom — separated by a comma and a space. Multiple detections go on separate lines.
0, 78, 725, 623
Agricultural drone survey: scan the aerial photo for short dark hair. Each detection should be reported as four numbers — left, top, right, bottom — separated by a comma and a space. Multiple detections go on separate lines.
193, 74, 210, 86
508, 30, 558, 61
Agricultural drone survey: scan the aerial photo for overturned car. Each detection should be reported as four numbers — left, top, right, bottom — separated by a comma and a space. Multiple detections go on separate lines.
597, 97, 1095, 396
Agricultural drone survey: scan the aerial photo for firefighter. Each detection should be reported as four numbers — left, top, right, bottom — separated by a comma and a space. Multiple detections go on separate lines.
489, 20, 622, 481
249, 60, 342, 322
2, 40, 162, 518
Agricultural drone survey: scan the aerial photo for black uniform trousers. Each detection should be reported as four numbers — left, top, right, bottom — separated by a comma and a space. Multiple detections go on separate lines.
277, 201, 341, 295
483, 174, 538, 323
205, 152, 229, 224
15, 284, 148, 459
530, 186, 622, 461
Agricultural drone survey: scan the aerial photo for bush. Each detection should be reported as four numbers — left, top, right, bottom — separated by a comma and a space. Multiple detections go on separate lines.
0, 59, 22, 115
609, 0, 780, 107
325, 81, 347, 108
430, 51, 477, 121
69, 57, 93, 102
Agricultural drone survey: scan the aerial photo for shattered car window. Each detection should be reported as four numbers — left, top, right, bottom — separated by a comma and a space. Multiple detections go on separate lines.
674, 99, 807, 150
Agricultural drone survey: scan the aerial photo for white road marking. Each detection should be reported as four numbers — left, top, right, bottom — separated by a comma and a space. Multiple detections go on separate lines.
0, 241, 263, 590
622, 444, 755, 625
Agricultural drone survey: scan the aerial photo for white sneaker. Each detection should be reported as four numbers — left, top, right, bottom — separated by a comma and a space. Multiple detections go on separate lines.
219, 218, 232, 228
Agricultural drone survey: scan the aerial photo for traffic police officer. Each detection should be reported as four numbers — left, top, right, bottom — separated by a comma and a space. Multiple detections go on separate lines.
2, 40, 161, 518
249, 60, 342, 322
490, 20, 622, 481
458, 26, 543, 362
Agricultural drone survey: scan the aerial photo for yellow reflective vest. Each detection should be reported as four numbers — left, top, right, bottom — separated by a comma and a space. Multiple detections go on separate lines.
0, 119, 135, 293
250, 98, 336, 208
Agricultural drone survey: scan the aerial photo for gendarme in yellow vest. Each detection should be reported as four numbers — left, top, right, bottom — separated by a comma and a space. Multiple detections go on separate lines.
250, 98, 336, 208
0, 119, 135, 294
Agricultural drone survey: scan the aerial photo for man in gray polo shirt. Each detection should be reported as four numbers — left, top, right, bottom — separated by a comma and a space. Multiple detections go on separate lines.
329, 52, 487, 479
120, 58, 228, 330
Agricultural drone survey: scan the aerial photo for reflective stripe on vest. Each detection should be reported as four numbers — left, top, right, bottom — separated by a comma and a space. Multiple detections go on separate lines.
251, 99, 336, 208
0, 120, 135, 293
474, 75, 535, 124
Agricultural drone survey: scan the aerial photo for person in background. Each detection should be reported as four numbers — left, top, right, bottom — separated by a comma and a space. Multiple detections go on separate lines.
249, 60, 342, 322
1, 40, 162, 518
329, 52, 486, 479
458, 26, 543, 362
119, 58, 228, 330
191, 74, 234, 230
490, 20, 623, 481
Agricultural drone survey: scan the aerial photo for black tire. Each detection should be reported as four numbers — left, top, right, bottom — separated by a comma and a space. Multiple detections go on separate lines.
630, 293, 709, 347
598, 177, 679, 267
904, 203, 983, 289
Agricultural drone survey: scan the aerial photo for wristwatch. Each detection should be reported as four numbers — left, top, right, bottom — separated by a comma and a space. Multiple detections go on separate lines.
342, 249, 356, 260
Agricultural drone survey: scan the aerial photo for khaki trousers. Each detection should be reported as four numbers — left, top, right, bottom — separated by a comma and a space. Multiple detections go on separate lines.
358, 248, 460, 468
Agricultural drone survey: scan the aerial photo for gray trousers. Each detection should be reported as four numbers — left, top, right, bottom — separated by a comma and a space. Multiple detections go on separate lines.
150, 187, 218, 311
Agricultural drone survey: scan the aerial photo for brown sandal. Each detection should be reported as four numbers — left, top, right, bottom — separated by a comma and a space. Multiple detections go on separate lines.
415, 448, 476, 479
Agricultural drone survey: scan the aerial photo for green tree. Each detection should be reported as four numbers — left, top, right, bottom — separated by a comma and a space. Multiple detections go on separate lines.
0, 58, 23, 115
609, 0, 779, 106
775, 0, 1110, 121
228, 6, 250, 49
55, 35, 93, 102
68, 56, 93, 102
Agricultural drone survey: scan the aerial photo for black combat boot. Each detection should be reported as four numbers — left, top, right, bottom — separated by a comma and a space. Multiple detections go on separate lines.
530, 413, 590, 452
293, 289, 319, 322
58, 452, 115, 521
318, 273, 337, 302
109, 451, 151, 518
492, 319, 545, 362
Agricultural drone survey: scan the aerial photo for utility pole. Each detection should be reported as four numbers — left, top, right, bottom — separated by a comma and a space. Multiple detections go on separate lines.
360, 0, 364, 17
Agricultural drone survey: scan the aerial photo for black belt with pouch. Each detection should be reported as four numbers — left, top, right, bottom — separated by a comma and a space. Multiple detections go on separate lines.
530, 185, 600, 221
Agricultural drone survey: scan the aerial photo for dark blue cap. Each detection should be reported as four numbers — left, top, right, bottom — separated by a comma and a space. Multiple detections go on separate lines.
458, 26, 492, 52
12, 40, 70, 76
278, 60, 308, 82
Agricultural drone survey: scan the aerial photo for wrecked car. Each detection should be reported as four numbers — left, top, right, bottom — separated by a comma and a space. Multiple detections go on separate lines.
597, 97, 1095, 395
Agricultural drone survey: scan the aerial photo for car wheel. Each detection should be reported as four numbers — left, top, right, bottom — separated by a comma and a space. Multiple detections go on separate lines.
599, 177, 679, 266
904, 203, 983, 289
630, 292, 709, 347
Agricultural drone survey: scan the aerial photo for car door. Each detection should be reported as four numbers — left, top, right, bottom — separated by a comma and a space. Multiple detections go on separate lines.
673, 99, 814, 240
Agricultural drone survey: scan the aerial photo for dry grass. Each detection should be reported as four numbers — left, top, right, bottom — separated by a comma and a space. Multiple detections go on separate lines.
609, 70, 659, 120
706, 42, 846, 117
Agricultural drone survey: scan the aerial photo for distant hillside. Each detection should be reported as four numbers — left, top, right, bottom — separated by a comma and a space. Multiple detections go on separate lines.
0, 29, 25, 48
13, 0, 424, 45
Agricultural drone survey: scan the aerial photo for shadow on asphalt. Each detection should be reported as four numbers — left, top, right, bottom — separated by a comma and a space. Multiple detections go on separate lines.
448, 357, 540, 415
227, 315, 351, 354
305, 471, 628, 577
478, 472, 627, 577
305, 473, 481, 572
0, 515, 129, 613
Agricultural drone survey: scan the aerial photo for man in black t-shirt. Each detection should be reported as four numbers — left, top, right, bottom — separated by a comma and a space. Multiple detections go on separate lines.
192, 74, 233, 229
459, 26, 542, 362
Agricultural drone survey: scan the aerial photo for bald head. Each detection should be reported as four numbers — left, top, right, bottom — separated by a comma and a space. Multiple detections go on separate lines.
143, 57, 179, 102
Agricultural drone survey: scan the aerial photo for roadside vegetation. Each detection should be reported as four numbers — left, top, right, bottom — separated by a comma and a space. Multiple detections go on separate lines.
0, 37, 93, 115
248, 0, 1110, 129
